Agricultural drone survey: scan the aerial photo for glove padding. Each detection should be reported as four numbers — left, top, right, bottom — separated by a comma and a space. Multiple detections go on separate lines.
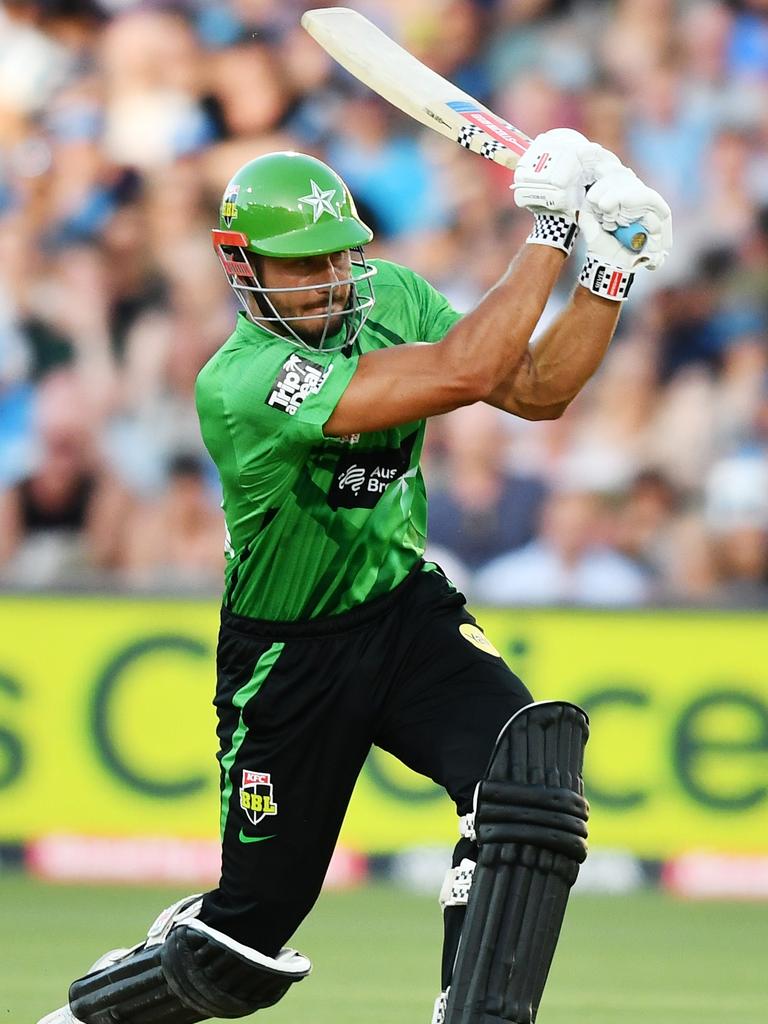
580, 168, 672, 271
512, 128, 623, 221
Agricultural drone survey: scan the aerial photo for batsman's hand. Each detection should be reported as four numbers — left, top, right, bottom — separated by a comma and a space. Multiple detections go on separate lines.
512, 128, 622, 221
580, 168, 673, 270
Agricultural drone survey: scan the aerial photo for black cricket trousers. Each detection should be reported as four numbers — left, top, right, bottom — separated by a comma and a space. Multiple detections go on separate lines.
199, 564, 532, 955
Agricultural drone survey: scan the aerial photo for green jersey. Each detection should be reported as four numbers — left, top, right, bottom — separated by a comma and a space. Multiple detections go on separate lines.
195, 259, 461, 620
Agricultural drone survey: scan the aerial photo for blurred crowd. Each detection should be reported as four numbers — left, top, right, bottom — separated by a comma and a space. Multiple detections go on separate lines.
1, 0, 768, 605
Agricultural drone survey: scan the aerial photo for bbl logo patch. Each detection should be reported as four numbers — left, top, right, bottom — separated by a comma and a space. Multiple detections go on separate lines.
221, 184, 240, 227
266, 354, 331, 416
459, 623, 502, 658
239, 770, 278, 825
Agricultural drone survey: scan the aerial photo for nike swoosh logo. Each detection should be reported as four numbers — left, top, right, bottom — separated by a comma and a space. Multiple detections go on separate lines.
239, 830, 277, 844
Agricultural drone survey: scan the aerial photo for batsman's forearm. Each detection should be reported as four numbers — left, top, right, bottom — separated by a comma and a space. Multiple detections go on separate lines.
440, 244, 566, 397
324, 243, 567, 437
529, 287, 622, 403
488, 285, 622, 416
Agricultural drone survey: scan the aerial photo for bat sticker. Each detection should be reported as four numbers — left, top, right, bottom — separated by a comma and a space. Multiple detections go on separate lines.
425, 107, 454, 130
447, 100, 529, 156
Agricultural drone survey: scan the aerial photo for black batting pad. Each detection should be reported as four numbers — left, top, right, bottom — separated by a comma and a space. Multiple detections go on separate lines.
444, 701, 589, 1024
70, 923, 308, 1023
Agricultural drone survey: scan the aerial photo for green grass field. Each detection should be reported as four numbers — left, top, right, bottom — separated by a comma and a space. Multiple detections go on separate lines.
2, 877, 765, 1024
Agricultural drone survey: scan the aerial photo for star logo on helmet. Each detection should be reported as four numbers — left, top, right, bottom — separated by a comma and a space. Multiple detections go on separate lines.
298, 180, 342, 223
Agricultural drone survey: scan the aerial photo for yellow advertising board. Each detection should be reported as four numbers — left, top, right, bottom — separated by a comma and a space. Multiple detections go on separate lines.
0, 597, 766, 857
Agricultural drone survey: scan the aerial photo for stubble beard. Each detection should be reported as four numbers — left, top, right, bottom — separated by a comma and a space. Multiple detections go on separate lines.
251, 287, 351, 347
293, 308, 348, 346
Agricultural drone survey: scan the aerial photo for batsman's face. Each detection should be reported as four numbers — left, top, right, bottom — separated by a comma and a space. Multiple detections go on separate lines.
257, 250, 353, 344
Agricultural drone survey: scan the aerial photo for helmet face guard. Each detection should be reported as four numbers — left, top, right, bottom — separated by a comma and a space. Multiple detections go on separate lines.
213, 152, 377, 352
212, 228, 377, 352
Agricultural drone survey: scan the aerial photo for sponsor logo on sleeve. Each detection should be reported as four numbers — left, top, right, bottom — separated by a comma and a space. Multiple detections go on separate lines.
266, 354, 332, 416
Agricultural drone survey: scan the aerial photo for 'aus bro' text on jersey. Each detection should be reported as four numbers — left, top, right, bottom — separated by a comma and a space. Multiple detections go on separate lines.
337, 463, 401, 497
328, 432, 417, 510
266, 354, 332, 416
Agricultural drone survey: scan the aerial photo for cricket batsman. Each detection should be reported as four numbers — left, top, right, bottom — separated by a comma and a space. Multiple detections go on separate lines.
40, 130, 671, 1024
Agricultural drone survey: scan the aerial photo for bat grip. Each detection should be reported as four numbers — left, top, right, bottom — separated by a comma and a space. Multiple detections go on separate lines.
612, 221, 647, 253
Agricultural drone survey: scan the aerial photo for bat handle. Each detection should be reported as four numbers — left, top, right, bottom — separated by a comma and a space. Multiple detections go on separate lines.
612, 221, 648, 253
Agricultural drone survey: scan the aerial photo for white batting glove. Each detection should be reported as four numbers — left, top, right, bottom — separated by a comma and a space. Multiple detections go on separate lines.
512, 128, 593, 222
513, 130, 625, 255
578, 169, 673, 300
582, 169, 673, 270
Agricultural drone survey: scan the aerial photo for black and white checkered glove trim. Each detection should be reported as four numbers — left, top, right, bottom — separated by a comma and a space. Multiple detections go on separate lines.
579, 254, 635, 301
526, 214, 579, 255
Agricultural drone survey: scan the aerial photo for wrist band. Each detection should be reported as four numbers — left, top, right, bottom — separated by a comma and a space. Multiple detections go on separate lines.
579, 254, 635, 301
527, 214, 578, 255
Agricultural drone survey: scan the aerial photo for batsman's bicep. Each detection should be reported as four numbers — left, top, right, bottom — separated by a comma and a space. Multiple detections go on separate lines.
324, 343, 483, 436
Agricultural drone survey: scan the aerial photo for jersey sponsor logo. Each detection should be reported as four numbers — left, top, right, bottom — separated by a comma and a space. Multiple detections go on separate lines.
459, 622, 502, 658
338, 465, 366, 493
239, 769, 278, 825
328, 432, 416, 510
266, 354, 331, 416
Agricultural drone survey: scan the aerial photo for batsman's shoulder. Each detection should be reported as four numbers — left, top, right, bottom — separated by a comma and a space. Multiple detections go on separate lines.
195, 324, 289, 414
366, 256, 431, 296
367, 258, 461, 344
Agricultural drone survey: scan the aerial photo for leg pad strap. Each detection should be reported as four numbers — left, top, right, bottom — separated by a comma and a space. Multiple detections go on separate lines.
439, 859, 476, 910
477, 781, 588, 862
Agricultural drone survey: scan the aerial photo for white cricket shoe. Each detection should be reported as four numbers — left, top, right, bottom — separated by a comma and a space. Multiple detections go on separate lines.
34, 897, 202, 1024
36, 947, 133, 1023
36, 1006, 84, 1024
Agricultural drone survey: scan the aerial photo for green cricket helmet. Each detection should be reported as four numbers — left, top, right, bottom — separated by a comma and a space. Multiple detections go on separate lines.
212, 151, 377, 350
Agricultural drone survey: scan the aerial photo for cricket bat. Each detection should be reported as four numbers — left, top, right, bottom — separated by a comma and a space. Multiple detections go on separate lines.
301, 6, 647, 253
